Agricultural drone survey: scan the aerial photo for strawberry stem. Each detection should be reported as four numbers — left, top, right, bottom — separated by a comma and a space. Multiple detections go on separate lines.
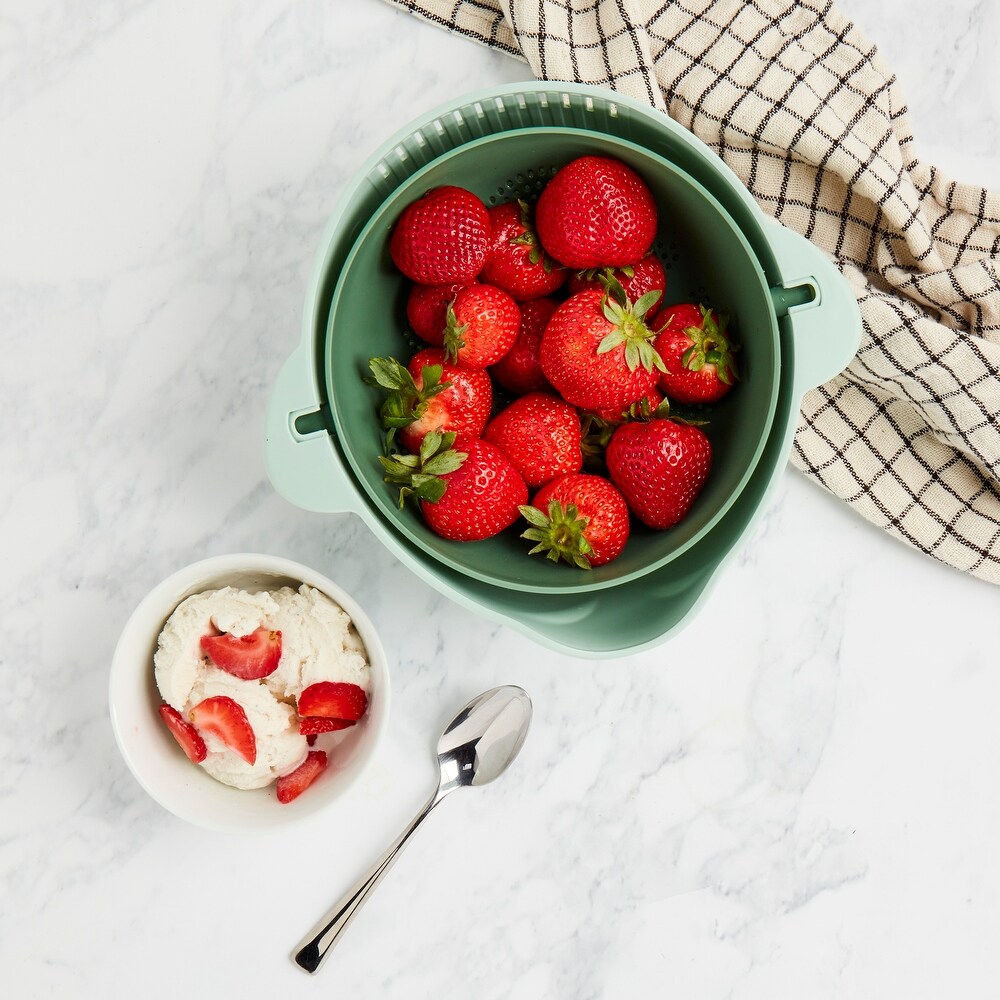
510, 199, 558, 273
596, 286, 666, 374
442, 304, 468, 363
519, 500, 594, 570
379, 430, 467, 506
681, 306, 739, 384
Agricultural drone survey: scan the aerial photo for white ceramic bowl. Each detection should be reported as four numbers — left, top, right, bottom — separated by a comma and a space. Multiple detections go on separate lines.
109, 553, 390, 831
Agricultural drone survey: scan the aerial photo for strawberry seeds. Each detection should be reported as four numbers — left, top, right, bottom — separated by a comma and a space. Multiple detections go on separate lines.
371, 153, 740, 571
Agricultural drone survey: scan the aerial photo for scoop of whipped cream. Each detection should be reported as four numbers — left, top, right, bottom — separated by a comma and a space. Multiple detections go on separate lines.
154, 585, 370, 790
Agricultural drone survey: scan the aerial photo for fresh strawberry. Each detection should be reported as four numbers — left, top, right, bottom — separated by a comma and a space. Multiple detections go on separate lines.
540, 287, 664, 410
521, 474, 631, 568
297, 681, 369, 721
420, 438, 527, 540
299, 716, 357, 736
567, 253, 667, 321
367, 352, 492, 454
489, 297, 557, 395
158, 704, 207, 763
605, 418, 712, 529
276, 750, 328, 804
381, 432, 527, 541
535, 155, 658, 269
478, 200, 567, 301
200, 628, 282, 680
389, 186, 491, 285
406, 281, 471, 346
443, 284, 521, 369
484, 392, 582, 489
190, 696, 256, 765
655, 304, 738, 404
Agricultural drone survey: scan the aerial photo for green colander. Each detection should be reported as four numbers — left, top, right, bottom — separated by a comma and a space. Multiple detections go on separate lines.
264, 83, 861, 655
325, 127, 779, 593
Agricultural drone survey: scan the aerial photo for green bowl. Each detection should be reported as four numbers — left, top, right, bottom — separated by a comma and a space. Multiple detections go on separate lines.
324, 128, 780, 593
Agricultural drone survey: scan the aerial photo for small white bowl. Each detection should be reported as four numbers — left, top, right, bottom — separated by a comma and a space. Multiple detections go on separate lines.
109, 553, 390, 831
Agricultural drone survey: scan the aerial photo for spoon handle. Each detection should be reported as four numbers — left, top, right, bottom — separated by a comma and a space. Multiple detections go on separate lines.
293, 788, 443, 973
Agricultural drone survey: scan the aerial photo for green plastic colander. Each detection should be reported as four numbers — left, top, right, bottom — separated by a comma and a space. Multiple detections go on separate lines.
325, 127, 779, 593
264, 83, 861, 655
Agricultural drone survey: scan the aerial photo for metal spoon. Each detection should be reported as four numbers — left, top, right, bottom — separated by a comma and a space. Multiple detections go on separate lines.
293, 684, 532, 973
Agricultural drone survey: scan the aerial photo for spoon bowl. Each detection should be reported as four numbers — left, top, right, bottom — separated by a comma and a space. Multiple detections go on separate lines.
437, 686, 532, 792
294, 685, 532, 973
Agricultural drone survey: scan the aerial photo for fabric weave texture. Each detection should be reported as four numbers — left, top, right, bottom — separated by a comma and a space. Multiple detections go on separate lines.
384, 0, 1000, 583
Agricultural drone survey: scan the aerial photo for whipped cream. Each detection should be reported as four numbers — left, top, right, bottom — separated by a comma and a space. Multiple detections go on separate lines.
154, 584, 370, 790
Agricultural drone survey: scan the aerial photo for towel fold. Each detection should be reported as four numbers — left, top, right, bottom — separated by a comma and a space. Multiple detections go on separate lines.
385, 0, 1000, 583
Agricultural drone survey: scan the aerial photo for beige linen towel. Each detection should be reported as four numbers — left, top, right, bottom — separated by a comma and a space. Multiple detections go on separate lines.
384, 0, 1000, 583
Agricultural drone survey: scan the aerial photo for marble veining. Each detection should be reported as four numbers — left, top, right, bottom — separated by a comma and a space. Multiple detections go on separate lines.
1, 1, 999, 997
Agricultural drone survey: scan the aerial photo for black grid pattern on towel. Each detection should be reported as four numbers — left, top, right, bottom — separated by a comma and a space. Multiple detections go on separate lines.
382, 0, 1000, 584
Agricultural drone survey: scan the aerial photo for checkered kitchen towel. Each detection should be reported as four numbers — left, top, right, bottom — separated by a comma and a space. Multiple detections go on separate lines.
384, 0, 1000, 583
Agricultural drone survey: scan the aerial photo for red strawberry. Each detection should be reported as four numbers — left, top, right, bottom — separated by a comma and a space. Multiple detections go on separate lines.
158, 704, 207, 763
478, 200, 567, 301
406, 281, 471, 346
522, 474, 631, 568
381, 432, 527, 541
389, 186, 491, 284
299, 716, 357, 736
540, 288, 664, 410
567, 254, 667, 321
190, 696, 257, 765
535, 156, 658, 269
276, 750, 328, 804
655, 304, 738, 404
489, 297, 558, 395
297, 681, 369, 720
200, 628, 282, 680
605, 418, 712, 529
443, 284, 521, 369
367, 352, 492, 454
484, 392, 582, 489
420, 438, 527, 540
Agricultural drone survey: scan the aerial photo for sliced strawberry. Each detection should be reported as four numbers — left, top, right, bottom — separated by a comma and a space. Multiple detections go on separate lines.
306, 734, 318, 747
299, 716, 357, 735
190, 695, 257, 765
200, 628, 282, 680
297, 681, 368, 721
276, 750, 328, 804
158, 704, 207, 763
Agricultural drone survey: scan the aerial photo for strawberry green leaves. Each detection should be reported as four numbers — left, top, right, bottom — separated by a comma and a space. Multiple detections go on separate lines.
680, 306, 738, 385
379, 430, 468, 507
441, 304, 468, 363
519, 499, 594, 570
508, 199, 559, 273
368, 359, 468, 503
366, 356, 450, 452
595, 277, 666, 375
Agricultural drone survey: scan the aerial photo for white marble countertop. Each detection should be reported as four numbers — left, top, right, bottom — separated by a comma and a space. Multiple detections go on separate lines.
3, 1, 999, 996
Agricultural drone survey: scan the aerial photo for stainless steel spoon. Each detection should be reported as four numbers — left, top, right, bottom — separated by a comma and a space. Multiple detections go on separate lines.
293, 684, 532, 973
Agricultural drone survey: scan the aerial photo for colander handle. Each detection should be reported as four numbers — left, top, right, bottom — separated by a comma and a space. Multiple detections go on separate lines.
762, 218, 863, 395
263, 346, 360, 514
